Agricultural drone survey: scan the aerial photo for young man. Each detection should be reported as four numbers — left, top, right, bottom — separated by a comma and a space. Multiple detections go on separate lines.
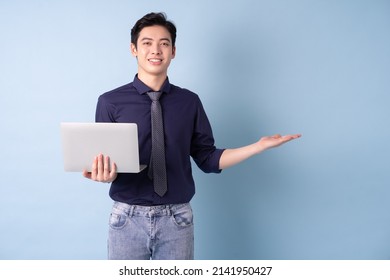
83, 12, 300, 260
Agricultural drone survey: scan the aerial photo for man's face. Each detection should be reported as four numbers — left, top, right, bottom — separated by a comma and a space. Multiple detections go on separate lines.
131, 25, 176, 79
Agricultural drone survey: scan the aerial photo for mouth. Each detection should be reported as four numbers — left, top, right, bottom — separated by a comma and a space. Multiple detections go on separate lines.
148, 58, 163, 63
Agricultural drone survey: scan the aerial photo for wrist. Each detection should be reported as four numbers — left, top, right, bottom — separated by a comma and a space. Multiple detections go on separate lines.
252, 141, 266, 155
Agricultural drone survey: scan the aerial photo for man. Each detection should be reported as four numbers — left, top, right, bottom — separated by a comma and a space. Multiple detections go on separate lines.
83, 12, 300, 260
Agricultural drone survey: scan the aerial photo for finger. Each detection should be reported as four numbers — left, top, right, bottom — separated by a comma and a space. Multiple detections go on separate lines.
285, 134, 301, 140
109, 162, 118, 181
97, 154, 104, 181
82, 169, 91, 179
282, 135, 295, 141
281, 134, 301, 143
110, 161, 117, 175
104, 156, 110, 181
91, 156, 98, 181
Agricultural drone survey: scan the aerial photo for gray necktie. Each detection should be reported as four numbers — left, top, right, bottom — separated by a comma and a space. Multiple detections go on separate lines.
147, 91, 167, 197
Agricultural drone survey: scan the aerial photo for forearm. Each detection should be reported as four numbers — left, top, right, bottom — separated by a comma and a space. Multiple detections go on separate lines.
219, 142, 265, 170
218, 133, 301, 170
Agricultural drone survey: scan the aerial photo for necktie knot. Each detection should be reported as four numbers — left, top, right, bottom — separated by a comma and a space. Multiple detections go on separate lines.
147, 91, 162, 101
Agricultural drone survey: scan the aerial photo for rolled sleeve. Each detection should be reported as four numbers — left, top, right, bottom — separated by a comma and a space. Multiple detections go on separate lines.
190, 97, 224, 173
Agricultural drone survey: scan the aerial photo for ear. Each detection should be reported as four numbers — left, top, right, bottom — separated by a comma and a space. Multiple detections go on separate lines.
171, 46, 176, 59
130, 43, 137, 57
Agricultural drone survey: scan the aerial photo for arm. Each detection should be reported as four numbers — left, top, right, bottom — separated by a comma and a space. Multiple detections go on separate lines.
219, 134, 301, 170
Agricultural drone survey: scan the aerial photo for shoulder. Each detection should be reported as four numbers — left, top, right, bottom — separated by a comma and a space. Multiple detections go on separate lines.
169, 83, 201, 102
100, 82, 134, 97
98, 82, 136, 102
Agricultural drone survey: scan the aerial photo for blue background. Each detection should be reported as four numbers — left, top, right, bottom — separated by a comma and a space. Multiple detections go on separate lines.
1, 0, 389, 260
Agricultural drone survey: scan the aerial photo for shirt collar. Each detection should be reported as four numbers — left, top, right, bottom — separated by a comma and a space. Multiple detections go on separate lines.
133, 74, 172, 95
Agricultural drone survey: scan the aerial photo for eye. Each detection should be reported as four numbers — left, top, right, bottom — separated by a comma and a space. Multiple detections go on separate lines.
161, 42, 170, 47
143, 41, 152, 46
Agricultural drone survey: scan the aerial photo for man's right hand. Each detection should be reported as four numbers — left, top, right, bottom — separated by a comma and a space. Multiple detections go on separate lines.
83, 154, 117, 183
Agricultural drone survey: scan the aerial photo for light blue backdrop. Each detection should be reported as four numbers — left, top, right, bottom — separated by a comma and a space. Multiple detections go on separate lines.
1, 0, 389, 260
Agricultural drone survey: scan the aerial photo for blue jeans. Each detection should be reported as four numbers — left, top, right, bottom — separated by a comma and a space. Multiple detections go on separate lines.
108, 201, 194, 260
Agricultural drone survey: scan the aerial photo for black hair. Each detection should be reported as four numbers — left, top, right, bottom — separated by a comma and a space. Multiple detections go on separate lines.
131, 12, 177, 48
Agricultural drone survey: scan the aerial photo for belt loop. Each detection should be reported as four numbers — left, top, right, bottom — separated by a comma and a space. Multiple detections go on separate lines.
129, 205, 135, 217
166, 205, 172, 216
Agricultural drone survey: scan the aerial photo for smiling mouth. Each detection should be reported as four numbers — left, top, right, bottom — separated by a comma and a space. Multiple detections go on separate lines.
148, 58, 163, 62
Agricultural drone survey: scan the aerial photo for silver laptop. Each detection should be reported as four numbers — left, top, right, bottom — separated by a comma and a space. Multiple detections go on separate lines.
61, 122, 146, 173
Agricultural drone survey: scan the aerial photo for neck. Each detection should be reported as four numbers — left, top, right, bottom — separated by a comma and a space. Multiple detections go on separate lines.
137, 72, 167, 92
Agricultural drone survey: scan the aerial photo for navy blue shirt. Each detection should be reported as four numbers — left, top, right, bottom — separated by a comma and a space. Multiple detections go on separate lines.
96, 75, 224, 205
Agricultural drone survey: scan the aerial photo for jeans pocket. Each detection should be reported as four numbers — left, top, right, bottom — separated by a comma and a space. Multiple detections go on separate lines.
109, 212, 128, 230
171, 204, 193, 227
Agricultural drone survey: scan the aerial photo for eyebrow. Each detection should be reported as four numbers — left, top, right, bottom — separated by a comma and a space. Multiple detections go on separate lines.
141, 37, 171, 43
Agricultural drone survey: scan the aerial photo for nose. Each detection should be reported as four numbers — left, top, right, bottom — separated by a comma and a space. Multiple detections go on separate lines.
152, 43, 162, 54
